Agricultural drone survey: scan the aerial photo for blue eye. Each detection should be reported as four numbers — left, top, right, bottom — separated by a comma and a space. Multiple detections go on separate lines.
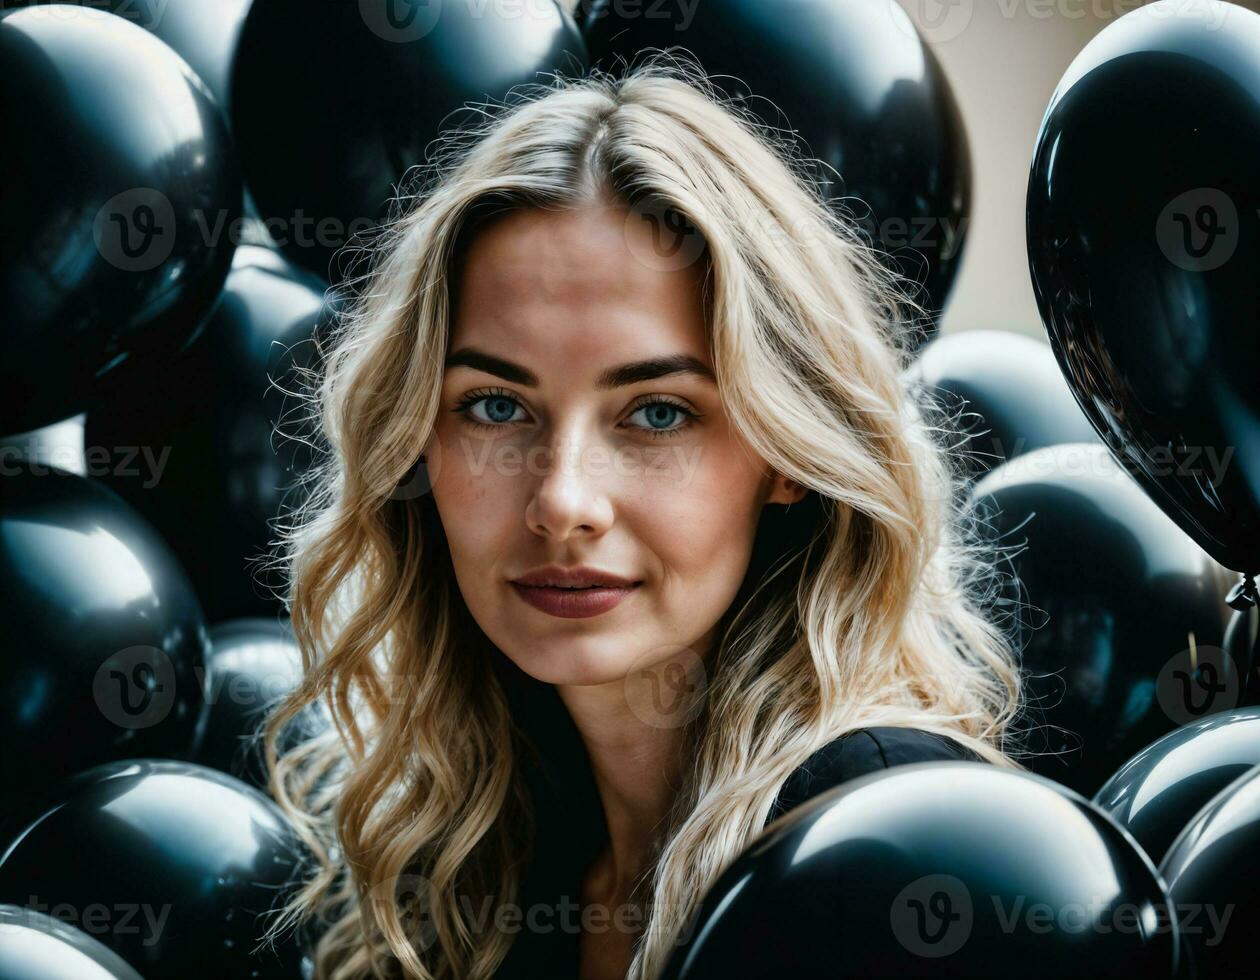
453, 389, 699, 437
454, 390, 526, 429
475, 395, 521, 424
625, 400, 698, 437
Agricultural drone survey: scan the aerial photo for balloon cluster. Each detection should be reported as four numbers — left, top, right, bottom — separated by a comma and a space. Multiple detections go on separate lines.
2, 0, 1259, 978
0, 1, 587, 976
661, 2, 1260, 979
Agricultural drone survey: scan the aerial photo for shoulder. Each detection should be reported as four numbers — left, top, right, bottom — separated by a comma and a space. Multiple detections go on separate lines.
766, 727, 987, 826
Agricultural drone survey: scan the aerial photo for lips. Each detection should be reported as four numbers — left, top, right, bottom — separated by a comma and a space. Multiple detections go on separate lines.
510, 582, 639, 619
510, 565, 640, 589
509, 565, 641, 619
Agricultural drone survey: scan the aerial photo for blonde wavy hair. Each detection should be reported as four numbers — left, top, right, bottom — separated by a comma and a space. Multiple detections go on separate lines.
260, 53, 1026, 980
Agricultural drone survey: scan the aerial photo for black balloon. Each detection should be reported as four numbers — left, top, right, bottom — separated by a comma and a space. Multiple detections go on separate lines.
968, 443, 1233, 795
1027, 0, 1260, 586
1160, 763, 1260, 980
905, 329, 1100, 480
581, 0, 971, 328
1094, 706, 1260, 866
659, 762, 1177, 979
0, 463, 208, 812
194, 617, 329, 790
86, 245, 336, 622
0, 760, 308, 979
232, 0, 587, 280
0, 0, 251, 114
0, 905, 144, 980
0, 3, 241, 434
0, 0, 274, 222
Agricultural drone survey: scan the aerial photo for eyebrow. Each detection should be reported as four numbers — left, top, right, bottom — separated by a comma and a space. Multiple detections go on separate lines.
444, 346, 716, 389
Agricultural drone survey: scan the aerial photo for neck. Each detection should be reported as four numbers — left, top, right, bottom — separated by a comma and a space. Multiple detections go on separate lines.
555, 661, 699, 897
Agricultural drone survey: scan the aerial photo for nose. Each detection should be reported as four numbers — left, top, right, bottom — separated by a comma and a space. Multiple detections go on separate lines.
523, 431, 615, 541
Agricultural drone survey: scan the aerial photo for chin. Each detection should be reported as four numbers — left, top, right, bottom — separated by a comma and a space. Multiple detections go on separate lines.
502, 638, 634, 688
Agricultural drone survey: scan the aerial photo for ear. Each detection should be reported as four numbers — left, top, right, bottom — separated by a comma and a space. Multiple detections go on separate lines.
766, 472, 808, 507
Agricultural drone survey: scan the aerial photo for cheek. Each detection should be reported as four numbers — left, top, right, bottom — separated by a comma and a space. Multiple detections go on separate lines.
428, 435, 519, 571
630, 442, 764, 597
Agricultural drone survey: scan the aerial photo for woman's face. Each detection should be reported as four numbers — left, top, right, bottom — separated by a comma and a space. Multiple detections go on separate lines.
429, 203, 803, 690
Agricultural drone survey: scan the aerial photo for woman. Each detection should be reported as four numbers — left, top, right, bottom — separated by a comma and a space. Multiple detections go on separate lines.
261, 55, 1025, 980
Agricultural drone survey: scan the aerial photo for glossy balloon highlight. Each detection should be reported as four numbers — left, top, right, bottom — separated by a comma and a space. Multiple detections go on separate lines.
193, 617, 330, 790
905, 329, 1100, 480
0, 760, 308, 979
0, 463, 208, 814
659, 763, 1177, 979
1094, 706, 1260, 866
0, 905, 144, 980
968, 443, 1233, 794
0, 3, 241, 433
1027, 0, 1260, 585
1161, 764, 1260, 979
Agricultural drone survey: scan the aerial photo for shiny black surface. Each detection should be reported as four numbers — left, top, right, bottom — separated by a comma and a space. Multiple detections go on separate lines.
1160, 764, 1260, 980
581, 0, 971, 329
0, 463, 208, 811
86, 246, 336, 622
1027, 0, 1260, 578
0, 760, 307, 979
905, 329, 1100, 480
0, 905, 143, 980
0, 3, 241, 434
969, 443, 1232, 795
1094, 707, 1260, 866
193, 617, 329, 790
659, 762, 1177, 979
0, 0, 251, 113
232, 0, 588, 281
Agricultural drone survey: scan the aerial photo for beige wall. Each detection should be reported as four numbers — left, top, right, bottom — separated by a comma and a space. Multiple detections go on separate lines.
897, 0, 1107, 337
564, 0, 1256, 338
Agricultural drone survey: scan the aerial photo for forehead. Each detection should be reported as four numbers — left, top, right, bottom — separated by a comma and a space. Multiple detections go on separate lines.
449, 205, 711, 371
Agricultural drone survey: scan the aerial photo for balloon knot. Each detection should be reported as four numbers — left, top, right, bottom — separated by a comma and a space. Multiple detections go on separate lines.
1226, 572, 1259, 612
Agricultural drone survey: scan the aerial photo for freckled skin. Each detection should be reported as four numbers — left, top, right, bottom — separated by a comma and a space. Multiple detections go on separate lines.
428, 204, 804, 686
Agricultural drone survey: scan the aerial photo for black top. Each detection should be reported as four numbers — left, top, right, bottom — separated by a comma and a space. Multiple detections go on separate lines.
493, 720, 986, 978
